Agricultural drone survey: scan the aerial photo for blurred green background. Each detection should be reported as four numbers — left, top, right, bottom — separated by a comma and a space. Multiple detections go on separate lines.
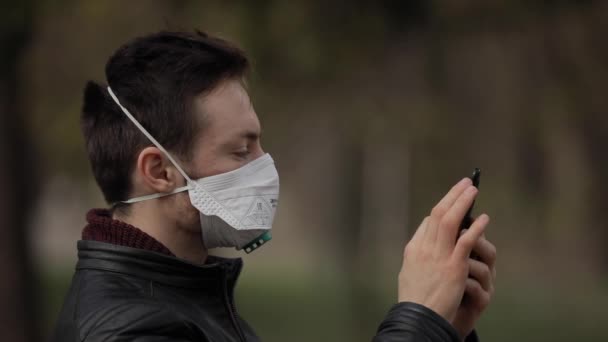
2, 1, 608, 341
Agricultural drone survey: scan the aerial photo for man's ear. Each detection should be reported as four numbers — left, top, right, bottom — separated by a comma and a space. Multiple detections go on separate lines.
134, 146, 182, 193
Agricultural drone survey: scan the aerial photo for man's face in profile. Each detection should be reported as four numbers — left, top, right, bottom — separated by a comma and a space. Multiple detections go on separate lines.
190, 79, 265, 177
172, 79, 266, 230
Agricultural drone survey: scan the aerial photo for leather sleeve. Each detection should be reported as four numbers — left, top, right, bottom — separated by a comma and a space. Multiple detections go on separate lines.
373, 302, 477, 342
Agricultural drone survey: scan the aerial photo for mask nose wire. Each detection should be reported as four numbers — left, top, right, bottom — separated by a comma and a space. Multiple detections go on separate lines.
107, 86, 193, 185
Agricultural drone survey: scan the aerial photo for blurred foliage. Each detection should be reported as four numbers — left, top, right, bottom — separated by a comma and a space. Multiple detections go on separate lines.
5, 0, 607, 341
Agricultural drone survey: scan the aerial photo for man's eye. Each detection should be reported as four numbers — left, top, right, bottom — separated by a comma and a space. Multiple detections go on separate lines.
234, 151, 250, 158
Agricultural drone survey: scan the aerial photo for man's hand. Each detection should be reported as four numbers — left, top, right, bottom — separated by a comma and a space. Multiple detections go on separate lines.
452, 231, 497, 338
397, 178, 492, 337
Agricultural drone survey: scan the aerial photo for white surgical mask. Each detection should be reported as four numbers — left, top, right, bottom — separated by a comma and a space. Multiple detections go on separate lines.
107, 86, 279, 253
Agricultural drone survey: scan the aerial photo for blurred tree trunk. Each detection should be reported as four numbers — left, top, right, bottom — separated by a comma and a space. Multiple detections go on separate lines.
573, 11, 608, 271
543, 5, 608, 270
0, 1, 40, 341
335, 137, 365, 340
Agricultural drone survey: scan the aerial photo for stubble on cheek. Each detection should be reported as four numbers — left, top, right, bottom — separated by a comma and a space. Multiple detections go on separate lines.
174, 192, 202, 234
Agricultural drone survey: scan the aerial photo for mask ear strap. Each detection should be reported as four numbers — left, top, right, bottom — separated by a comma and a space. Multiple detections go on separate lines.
118, 185, 191, 204
107, 86, 193, 184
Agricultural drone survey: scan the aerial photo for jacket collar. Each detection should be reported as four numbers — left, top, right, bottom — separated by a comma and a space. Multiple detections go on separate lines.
82, 209, 175, 256
76, 240, 243, 290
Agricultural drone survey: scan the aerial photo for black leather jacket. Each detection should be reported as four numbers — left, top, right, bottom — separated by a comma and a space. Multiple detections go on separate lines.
52, 241, 476, 342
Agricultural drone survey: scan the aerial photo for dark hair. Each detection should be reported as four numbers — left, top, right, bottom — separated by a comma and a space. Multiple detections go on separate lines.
81, 30, 249, 208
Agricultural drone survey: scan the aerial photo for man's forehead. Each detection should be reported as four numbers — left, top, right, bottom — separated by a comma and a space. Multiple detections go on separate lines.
193, 80, 261, 138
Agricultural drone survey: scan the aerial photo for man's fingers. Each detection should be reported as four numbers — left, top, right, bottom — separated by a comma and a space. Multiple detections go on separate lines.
464, 278, 491, 309
468, 258, 492, 292
454, 214, 489, 260
437, 186, 478, 247
426, 178, 472, 244
430, 178, 472, 219
471, 235, 497, 269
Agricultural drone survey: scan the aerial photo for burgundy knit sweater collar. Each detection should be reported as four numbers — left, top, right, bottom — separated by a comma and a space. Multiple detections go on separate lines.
82, 208, 175, 257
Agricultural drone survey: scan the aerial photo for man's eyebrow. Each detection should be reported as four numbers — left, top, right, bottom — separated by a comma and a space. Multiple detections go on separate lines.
220, 129, 262, 150
241, 129, 262, 140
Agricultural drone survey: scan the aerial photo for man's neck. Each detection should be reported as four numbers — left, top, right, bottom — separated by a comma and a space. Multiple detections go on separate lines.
113, 205, 208, 264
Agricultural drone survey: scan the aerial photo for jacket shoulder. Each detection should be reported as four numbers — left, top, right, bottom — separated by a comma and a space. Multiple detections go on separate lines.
79, 298, 200, 341
74, 270, 201, 341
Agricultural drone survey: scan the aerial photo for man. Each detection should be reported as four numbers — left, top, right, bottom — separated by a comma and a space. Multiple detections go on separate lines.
52, 31, 496, 342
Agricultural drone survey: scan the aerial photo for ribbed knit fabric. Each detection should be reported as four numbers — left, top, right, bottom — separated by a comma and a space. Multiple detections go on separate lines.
82, 208, 174, 257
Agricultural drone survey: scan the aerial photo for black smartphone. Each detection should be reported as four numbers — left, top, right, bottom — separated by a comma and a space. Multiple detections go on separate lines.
460, 168, 481, 230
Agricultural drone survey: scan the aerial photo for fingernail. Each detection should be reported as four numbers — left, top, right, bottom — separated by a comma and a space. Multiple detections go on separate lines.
461, 177, 472, 185
476, 214, 488, 225
465, 186, 477, 195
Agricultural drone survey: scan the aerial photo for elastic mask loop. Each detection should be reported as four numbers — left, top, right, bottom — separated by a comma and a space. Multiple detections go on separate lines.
119, 185, 191, 204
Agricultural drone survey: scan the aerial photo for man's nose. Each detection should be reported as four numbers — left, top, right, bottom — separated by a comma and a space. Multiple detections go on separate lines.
254, 144, 265, 158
